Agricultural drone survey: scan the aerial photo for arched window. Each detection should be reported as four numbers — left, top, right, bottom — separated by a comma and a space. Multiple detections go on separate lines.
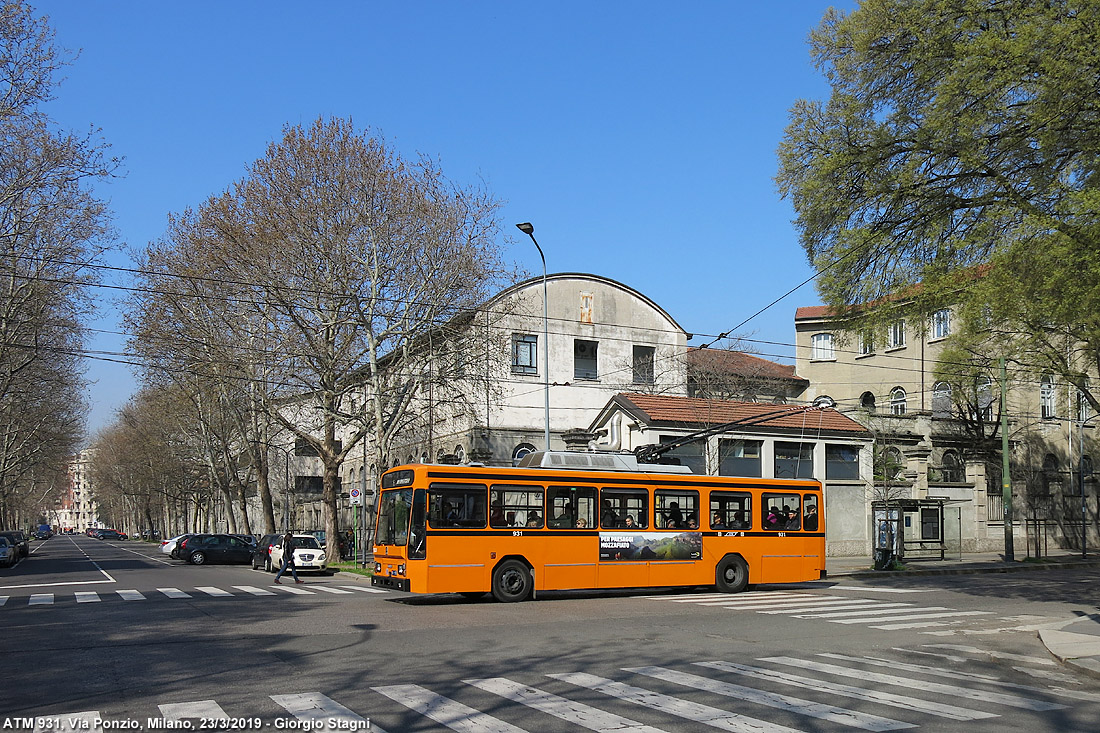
860, 391, 877, 412
1042, 453, 1061, 495
890, 387, 907, 415
1040, 375, 1056, 419
1077, 382, 1091, 422
1083, 455, 1094, 482
931, 309, 951, 339
932, 381, 952, 418
879, 446, 904, 481
420, 452, 429, 464
976, 375, 994, 421
436, 449, 446, 463
512, 443, 537, 466
454, 444, 466, 464
941, 450, 963, 483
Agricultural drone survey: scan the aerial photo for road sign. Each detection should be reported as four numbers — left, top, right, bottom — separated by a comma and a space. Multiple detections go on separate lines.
349, 487, 364, 506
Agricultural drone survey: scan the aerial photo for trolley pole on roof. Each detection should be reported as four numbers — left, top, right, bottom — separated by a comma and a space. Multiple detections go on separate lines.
516, 222, 551, 450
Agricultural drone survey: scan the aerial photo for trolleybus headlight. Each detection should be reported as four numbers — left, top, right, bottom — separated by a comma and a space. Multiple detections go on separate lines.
374, 562, 381, 573
398, 564, 405, 575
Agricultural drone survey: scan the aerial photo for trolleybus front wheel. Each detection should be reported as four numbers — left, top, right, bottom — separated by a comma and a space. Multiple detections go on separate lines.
715, 554, 749, 593
492, 559, 532, 602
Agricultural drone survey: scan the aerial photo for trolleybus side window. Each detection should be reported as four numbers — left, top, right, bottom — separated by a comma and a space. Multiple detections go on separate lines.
490, 485, 544, 528
803, 493, 820, 531
710, 491, 751, 530
547, 486, 596, 528
377, 488, 412, 546
762, 492, 802, 531
655, 490, 699, 529
429, 483, 487, 528
599, 488, 648, 529
409, 489, 427, 559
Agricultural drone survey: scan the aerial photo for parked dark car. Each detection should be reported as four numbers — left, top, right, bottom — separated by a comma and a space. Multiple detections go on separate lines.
250, 533, 283, 571
0, 531, 28, 559
177, 534, 255, 565
95, 529, 124, 540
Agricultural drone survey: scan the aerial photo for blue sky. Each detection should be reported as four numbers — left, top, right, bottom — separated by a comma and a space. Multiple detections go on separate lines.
38, 1, 855, 435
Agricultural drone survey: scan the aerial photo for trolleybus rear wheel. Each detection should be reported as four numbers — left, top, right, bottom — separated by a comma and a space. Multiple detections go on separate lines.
491, 559, 532, 602
715, 554, 749, 593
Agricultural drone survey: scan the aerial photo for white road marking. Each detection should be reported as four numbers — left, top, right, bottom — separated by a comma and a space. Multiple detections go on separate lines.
757, 600, 908, 614
829, 585, 933, 593
29, 593, 53, 605
310, 585, 354, 594
233, 585, 276, 596
32, 711, 99, 732
337, 585, 387, 593
160, 700, 229, 719
196, 586, 233, 597
0, 596, 7, 606
923, 644, 1056, 666
761, 656, 1066, 711
117, 589, 145, 601
465, 676, 670, 732
553, 670, 815, 733
158, 587, 191, 598
273, 585, 315, 594
696, 661, 995, 721
373, 683, 522, 733
272, 692, 379, 733
74, 592, 100, 603
792, 603, 916, 617
821, 653, 1100, 703
619, 666, 913, 731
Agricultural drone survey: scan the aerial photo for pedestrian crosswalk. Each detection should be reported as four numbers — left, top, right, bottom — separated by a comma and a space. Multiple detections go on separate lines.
640, 590, 1037, 632
0, 584, 386, 607
29, 646, 1100, 732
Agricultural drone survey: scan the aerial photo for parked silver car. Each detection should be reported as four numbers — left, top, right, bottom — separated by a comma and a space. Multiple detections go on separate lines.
159, 534, 193, 559
0, 537, 15, 568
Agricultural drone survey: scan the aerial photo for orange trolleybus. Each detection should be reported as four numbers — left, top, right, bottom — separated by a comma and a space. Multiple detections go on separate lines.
371, 451, 825, 602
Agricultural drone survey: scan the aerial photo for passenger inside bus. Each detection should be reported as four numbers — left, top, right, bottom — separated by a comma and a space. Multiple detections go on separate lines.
526, 512, 541, 528
576, 518, 588, 528
711, 511, 726, 529
623, 515, 637, 529
804, 504, 819, 531
731, 511, 748, 529
784, 508, 800, 530
666, 502, 683, 528
600, 499, 618, 528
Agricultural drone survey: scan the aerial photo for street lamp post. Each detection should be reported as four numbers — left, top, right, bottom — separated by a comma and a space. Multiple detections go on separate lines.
1076, 414, 1095, 559
516, 222, 551, 451
263, 441, 293, 532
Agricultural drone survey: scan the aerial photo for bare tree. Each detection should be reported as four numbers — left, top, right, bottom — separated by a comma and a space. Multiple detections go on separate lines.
127, 118, 511, 554
0, 1, 117, 525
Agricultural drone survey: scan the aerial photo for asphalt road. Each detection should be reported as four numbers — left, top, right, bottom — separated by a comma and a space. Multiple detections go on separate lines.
2, 535, 1099, 732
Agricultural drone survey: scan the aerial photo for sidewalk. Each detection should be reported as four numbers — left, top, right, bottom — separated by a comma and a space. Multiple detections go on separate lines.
825, 548, 1100, 680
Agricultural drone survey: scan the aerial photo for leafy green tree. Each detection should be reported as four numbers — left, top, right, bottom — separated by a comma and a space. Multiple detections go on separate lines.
778, 0, 1100, 404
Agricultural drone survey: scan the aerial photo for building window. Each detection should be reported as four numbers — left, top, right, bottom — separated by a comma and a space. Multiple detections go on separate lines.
659, 435, 706, 475
932, 381, 952, 418
825, 444, 859, 480
931, 309, 951, 339
512, 443, 537, 466
1040, 375, 1056, 419
977, 375, 994, 421
888, 320, 906, 349
775, 441, 814, 479
858, 331, 874, 356
890, 387, 907, 415
574, 339, 598, 380
718, 439, 762, 478
454, 445, 465, 464
860, 391, 877, 412
632, 345, 655, 384
940, 450, 964, 483
511, 334, 538, 375
1077, 384, 1091, 423
811, 333, 835, 361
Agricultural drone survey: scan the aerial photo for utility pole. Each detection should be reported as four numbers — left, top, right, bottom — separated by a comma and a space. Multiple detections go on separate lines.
1000, 357, 1014, 561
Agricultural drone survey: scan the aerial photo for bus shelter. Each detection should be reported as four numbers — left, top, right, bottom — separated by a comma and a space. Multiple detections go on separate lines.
871, 498, 960, 568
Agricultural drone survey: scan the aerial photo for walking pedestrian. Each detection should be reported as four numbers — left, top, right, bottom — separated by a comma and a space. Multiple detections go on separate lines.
274, 531, 303, 584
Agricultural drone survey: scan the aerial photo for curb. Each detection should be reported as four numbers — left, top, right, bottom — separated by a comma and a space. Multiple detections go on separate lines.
1038, 628, 1100, 682
830, 558, 1100, 579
